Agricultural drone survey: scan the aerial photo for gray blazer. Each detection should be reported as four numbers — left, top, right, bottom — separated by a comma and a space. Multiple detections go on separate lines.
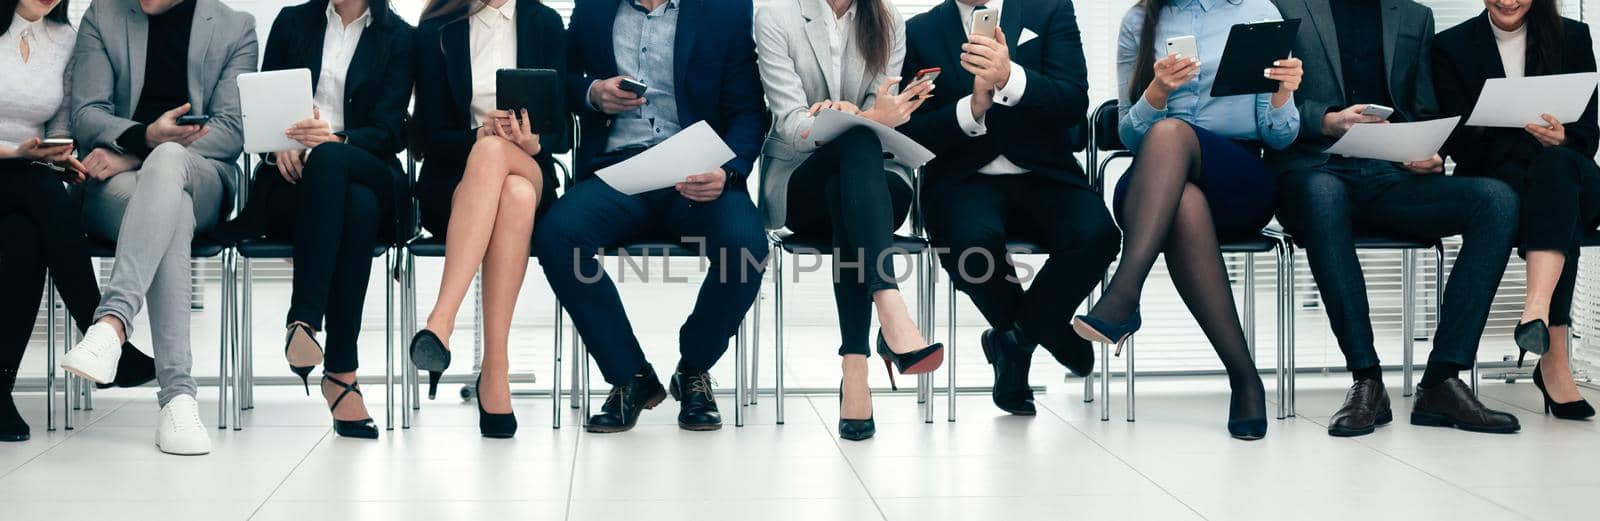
1266, 0, 1438, 173
68, 0, 258, 190
755, 0, 911, 230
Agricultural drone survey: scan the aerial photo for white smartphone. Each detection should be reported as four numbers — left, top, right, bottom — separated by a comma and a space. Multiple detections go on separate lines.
969, 7, 998, 38
1360, 104, 1395, 120
1165, 35, 1199, 60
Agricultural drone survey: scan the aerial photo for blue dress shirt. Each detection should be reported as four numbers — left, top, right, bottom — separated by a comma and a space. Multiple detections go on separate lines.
605, 0, 683, 153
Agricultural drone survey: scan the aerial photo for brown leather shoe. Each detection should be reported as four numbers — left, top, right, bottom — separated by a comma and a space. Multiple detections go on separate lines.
1328, 379, 1392, 437
1410, 378, 1520, 434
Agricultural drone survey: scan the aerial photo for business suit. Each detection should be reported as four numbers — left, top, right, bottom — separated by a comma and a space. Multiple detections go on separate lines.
1433, 13, 1600, 330
534, 0, 769, 392
412, 0, 567, 237
901, 0, 1118, 383
67, 0, 257, 407
755, 0, 913, 358
1270, 0, 1519, 420
222, 0, 414, 375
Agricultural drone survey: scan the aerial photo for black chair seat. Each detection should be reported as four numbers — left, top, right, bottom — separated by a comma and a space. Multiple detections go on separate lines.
1339, 235, 1439, 250
238, 239, 388, 258
774, 234, 929, 254
86, 238, 225, 258
407, 237, 447, 257
1008, 234, 1282, 256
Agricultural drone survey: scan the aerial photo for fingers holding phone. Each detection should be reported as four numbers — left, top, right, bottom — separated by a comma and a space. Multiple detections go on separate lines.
589, 76, 648, 114
145, 103, 209, 147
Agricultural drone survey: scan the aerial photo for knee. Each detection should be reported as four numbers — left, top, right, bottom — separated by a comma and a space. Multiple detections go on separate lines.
468, 136, 516, 163
1469, 178, 1520, 230
835, 127, 882, 156
344, 186, 380, 222
146, 142, 190, 168
1081, 218, 1122, 265
499, 175, 539, 213
302, 143, 356, 181
1530, 146, 1590, 182
532, 208, 581, 260
1143, 118, 1195, 147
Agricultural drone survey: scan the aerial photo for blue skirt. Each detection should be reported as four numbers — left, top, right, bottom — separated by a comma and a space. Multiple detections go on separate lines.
1113, 122, 1277, 240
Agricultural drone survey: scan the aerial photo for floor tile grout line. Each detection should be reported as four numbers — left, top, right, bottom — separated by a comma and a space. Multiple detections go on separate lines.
1034, 397, 1212, 521
247, 427, 332, 521
564, 415, 583, 521
0, 398, 133, 481
1357, 438, 1541, 521
801, 394, 890, 521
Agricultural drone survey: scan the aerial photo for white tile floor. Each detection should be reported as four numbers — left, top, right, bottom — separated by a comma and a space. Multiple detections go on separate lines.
3, 372, 1597, 521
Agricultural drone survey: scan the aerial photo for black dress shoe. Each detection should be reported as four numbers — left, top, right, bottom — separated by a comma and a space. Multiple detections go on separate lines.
94, 343, 156, 390
587, 364, 667, 434
668, 369, 722, 431
1328, 378, 1392, 437
1039, 333, 1095, 378
1410, 377, 1520, 434
981, 328, 1035, 415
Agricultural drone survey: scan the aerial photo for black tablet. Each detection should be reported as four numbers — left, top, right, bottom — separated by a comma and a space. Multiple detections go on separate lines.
1210, 19, 1302, 98
496, 68, 564, 135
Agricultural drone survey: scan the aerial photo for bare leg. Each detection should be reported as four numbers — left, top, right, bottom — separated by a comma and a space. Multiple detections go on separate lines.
873, 289, 929, 355
1522, 250, 1563, 325
476, 149, 543, 415
1542, 326, 1585, 403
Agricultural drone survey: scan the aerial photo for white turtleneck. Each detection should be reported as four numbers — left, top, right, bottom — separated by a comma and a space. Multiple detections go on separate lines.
1493, 21, 1527, 78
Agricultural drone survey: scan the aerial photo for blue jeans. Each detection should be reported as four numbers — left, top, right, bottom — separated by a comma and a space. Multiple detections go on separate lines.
533, 179, 769, 385
1277, 159, 1518, 372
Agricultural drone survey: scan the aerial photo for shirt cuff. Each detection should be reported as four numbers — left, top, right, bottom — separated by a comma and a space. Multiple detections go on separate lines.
957, 95, 987, 137
1266, 96, 1298, 130
1127, 95, 1168, 129
586, 80, 603, 112
993, 63, 1027, 107
115, 125, 151, 159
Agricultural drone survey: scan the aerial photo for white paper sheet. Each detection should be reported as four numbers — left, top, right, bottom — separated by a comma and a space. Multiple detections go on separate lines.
1323, 117, 1460, 163
239, 69, 314, 154
594, 121, 737, 196
808, 109, 936, 168
1466, 72, 1600, 128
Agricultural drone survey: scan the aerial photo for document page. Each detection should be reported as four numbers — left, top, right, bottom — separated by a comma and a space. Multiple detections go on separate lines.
595, 121, 737, 196
1323, 117, 1461, 163
1466, 72, 1600, 128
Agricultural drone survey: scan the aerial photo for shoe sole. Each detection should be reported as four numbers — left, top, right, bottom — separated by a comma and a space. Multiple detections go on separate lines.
679, 422, 723, 432
285, 329, 324, 368
0, 434, 29, 442
897, 347, 944, 375
1328, 410, 1393, 437
1409, 411, 1520, 434
585, 391, 667, 434
60, 362, 113, 385
156, 442, 211, 456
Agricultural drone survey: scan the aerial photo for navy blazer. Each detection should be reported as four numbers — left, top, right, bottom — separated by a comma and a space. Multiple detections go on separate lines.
564, 0, 767, 183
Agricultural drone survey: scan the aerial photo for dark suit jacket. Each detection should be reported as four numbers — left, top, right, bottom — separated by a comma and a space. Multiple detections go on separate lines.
413, 1, 568, 200
1433, 11, 1599, 184
563, 0, 767, 182
1267, 0, 1439, 172
899, 0, 1091, 189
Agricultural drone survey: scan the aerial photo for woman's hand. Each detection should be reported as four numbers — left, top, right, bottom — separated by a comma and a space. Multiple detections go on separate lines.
12, 137, 75, 162
274, 150, 306, 183
285, 108, 342, 148
1266, 58, 1303, 108
1526, 114, 1567, 147
862, 76, 934, 128
1144, 54, 1200, 110
493, 109, 541, 156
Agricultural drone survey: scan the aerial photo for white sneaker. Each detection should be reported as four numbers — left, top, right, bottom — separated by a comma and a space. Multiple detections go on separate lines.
156, 395, 211, 455
61, 322, 123, 384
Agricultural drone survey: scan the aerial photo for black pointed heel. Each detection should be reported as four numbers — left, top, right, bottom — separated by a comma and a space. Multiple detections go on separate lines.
875, 330, 944, 377
838, 381, 875, 441
1533, 362, 1595, 420
409, 330, 451, 400
284, 323, 323, 395
1515, 319, 1550, 358
321, 374, 378, 439
476, 373, 518, 438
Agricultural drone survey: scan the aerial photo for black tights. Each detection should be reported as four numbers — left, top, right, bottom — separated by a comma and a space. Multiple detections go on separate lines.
1092, 121, 1263, 421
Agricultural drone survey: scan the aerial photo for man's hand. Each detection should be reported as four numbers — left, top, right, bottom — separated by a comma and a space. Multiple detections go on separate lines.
588, 77, 647, 115
1402, 154, 1445, 175
676, 168, 727, 202
285, 107, 342, 148
82, 148, 140, 181
1525, 113, 1567, 147
145, 103, 208, 147
960, 27, 1011, 90
1322, 104, 1388, 138
971, 75, 995, 121
274, 150, 306, 183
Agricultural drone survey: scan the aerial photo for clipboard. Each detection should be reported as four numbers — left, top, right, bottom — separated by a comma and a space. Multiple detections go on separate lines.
1211, 19, 1302, 97
495, 69, 564, 135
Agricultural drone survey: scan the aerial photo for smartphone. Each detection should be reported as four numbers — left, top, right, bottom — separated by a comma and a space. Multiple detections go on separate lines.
176, 115, 211, 126
40, 138, 74, 148
1360, 104, 1395, 120
969, 6, 998, 38
618, 78, 649, 98
1166, 35, 1200, 60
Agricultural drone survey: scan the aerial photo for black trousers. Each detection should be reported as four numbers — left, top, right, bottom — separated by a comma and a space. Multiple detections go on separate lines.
253, 144, 396, 373
783, 128, 913, 356
1497, 147, 1600, 326
0, 159, 100, 370
923, 172, 1120, 353
1277, 159, 1519, 371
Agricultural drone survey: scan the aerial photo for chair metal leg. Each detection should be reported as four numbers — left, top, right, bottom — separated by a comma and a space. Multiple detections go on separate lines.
230, 252, 243, 431
217, 250, 232, 430
735, 321, 746, 427
552, 301, 564, 428
1083, 284, 1097, 404
579, 337, 591, 425
473, 273, 484, 377
1100, 278, 1112, 422
1125, 336, 1135, 422
919, 249, 933, 424
401, 251, 414, 429
948, 268, 959, 421
48, 283, 62, 430
774, 250, 786, 425
1244, 253, 1256, 357
242, 258, 254, 411
569, 322, 580, 409
1286, 246, 1298, 417
1275, 244, 1288, 420
749, 288, 761, 406
1402, 249, 1417, 397
385, 250, 395, 431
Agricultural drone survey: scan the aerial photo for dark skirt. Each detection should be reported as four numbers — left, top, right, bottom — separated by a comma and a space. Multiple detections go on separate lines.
1113, 122, 1277, 240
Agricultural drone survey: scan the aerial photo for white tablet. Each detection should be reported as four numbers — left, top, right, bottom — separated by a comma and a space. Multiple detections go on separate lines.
238, 68, 314, 154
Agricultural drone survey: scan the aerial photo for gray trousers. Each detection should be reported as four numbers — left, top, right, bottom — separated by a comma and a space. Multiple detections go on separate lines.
82, 142, 226, 406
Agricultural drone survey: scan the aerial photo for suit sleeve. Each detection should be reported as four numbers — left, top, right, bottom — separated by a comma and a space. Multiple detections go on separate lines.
1411, 12, 1441, 122
187, 14, 256, 164
1430, 37, 1485, 167
343, 24, 414, 158
754, 7, 815, 150
899, 26, 973, 155
988, 0, 1087, 125
717, 3, 767, 180
1565, 26, 1599, 158
565, 5, 605, 116
69, 3, 140, 151
413, 25, 475, 160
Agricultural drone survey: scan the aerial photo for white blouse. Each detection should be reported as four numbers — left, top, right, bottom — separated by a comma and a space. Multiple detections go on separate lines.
313, 4, 372, 134
1493, 21, 1527, 79
0, 14, 75, 149
816, 0, 855, 99
469, 0, 518, 125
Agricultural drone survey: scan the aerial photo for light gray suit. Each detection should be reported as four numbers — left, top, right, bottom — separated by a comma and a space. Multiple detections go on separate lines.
68, 0, 257, 406
755, 0, 911, 229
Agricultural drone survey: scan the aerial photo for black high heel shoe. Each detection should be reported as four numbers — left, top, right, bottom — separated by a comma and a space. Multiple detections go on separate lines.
321, 374, 378, 439
1227, 379, 1268, 441
476, 373, 518, 438
284, 323, 323, 395
409, 330, 450, 400
874, 330, 944, 389
838, 380, 876, 441
1515, 320, 1550, 368
1533, 362, 1595, 420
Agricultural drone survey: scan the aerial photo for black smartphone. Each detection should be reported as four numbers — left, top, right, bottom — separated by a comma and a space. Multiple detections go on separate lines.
176, 115, 211, 126
619, 78, 649, 97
